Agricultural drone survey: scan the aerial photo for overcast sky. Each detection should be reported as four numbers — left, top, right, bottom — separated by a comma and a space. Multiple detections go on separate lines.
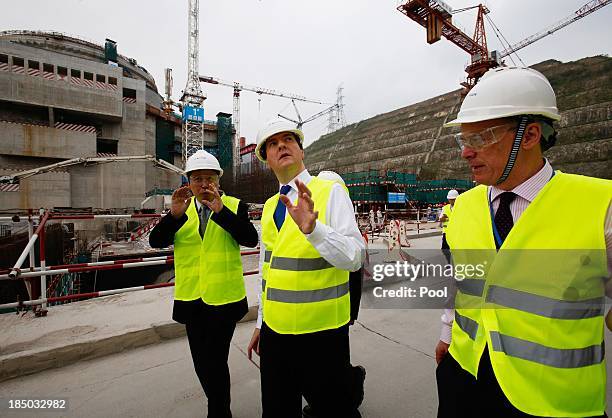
2, 0, 610, 146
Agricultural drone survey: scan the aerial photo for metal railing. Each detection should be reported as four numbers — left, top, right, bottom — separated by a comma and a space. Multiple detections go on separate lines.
1, 210, 260, 312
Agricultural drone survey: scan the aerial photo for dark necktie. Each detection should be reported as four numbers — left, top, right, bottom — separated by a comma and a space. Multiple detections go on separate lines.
494, 192, 516, 248
198, 205, 209, 238
273, 184, 292, 231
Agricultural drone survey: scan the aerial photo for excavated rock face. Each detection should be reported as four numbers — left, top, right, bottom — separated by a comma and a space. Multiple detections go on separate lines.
305, 56, 611, 180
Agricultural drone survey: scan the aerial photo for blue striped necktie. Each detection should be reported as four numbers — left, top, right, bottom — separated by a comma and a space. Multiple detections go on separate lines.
273, 184, 292, 231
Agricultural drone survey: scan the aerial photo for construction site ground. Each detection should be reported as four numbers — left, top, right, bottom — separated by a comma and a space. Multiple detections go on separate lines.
1, 231, 611, 417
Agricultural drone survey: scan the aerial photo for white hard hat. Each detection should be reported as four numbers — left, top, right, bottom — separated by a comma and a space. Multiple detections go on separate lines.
255, 119, 304, 162
445, 67, 561, 126
447, 189, 459, 200
185, 150, 223, 177
318, 170, 345, 186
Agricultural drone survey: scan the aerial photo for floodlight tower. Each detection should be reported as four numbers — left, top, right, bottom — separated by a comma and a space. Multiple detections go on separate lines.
180, 0, 206, 168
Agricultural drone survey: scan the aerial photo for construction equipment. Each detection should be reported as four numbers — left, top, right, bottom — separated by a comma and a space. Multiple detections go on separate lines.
199, 74, 324, 172
180, 0, 206, 168
397, 0, 611, 90
278, 100, 340, 131
280, 84, 348, 133
163, 68, 176, 115
498, 0, 611, 59
0, 155, 184, 184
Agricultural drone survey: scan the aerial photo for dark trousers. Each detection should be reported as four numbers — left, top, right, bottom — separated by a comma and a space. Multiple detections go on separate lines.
441, 233, 449, 250
185, 318, 237, 418
260, 322, 360, 418
436, 349, 606, 418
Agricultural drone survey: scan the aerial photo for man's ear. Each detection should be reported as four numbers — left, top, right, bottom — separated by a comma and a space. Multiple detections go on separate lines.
522, 122, 542, 150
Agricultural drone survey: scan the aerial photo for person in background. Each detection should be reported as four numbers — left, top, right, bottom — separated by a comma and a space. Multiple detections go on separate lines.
376, 208, 383, 229
438, 189, 458, 252
297, 170, 367, 418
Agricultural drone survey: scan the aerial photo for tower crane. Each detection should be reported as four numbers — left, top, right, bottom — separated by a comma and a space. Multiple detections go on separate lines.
498, 0, 611, 60
199, 75, 324, 171
278, 100, 340, 131
397, 0, 611, 90
181, 0, 206, 168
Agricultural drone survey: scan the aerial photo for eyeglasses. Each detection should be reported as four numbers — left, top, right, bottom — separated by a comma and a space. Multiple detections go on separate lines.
190, 175, 218, 185
454, 123, 517, 151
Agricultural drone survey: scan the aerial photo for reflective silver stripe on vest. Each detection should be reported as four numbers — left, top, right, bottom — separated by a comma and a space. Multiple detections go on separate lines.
270, 256, 333, 271
264, 250, 272, 263
266, 282, 349, 303
455, 311, 479, 340
262, 279, 266, 291
486, 285, 604, 319
456, 279, 485, 297
490, 331, 604, 368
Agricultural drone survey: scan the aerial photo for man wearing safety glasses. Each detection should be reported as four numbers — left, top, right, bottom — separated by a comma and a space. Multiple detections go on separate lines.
435, 67, 612, 417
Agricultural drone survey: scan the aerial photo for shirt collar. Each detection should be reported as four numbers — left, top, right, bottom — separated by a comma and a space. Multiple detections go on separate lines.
490, 159, 553, 203
281, 169, 311, 192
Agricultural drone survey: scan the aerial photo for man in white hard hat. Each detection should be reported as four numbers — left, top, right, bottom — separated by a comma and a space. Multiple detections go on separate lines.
438, 189, 459, 251
150, 149, 258, 418
435, 67, 612, 417
246, 120, 365, 417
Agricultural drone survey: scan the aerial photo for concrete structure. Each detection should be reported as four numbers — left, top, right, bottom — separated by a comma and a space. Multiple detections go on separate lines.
306, 56, 612, 181
0, 31, 225, 210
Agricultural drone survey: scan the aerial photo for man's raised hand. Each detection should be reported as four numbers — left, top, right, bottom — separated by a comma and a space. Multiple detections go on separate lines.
279, 179, 318, 234
171, 186, 192, 219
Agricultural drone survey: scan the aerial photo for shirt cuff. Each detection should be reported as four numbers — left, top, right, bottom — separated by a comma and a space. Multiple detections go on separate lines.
305, 220, 328, 245
440, 323, 452, 344
256, 315, 262, 329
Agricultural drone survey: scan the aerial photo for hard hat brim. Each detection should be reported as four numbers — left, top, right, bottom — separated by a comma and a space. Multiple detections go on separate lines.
445, 108, 562, 127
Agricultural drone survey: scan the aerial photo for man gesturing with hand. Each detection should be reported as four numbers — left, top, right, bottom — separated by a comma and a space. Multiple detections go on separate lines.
150, 150, 258, 418
247, 120, 365, 418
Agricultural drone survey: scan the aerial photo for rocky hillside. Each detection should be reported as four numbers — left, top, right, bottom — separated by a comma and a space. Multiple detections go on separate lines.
305, 56, 611, 180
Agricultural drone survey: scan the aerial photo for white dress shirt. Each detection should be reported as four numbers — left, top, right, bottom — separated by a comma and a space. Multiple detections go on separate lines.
256, 169, 365, 328
440, 159, 612, 343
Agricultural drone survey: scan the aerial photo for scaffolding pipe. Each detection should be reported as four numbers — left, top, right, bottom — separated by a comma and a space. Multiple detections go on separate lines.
1, 250, 259, 276
0, 269, 259, 310
0, 282, 175, 309
8, 211, 49, 279
49, 214, 161, 220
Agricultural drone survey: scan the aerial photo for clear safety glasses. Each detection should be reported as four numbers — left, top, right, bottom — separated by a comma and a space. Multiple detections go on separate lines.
454, 122, 517, 151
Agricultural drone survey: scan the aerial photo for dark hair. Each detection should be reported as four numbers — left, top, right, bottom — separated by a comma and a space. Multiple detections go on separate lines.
260, 132, 302, 161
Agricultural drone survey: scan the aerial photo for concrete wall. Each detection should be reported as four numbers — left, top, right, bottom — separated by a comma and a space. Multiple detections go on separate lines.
0, 37, 224, 210
0, 169, 70, 209
0, 42, 123, 118
0, 121, 96, 158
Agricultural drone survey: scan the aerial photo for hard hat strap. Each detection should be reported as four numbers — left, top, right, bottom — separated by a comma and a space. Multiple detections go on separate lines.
496, 116, 528, 185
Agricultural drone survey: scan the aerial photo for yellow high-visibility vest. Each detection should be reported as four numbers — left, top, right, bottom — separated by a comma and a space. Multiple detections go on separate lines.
441, 203, 452, 230
173, 195, 245, 305
261, 177, 350, 334
446, 172, 611, 417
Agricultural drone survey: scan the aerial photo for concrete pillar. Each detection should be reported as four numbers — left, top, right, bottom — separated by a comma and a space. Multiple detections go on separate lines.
48, 107, 54, 127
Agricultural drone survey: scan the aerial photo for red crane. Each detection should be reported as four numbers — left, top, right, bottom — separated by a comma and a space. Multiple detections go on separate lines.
397, 0, 611, 91
397, 1, 493, 89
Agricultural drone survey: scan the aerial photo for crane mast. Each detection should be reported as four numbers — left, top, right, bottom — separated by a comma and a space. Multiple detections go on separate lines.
181, 0, 206, 169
